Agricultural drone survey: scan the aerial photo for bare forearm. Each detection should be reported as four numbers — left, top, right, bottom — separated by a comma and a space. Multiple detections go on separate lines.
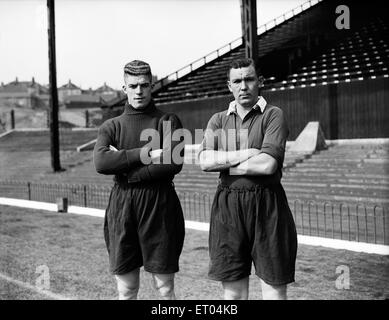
199, 149, 260, 172
198, 150, 236, 172
229, 153, 278, 176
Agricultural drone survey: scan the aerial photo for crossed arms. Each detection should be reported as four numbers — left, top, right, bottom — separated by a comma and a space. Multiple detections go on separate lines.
93, 121, 183, 182
198, 106, 288, 176
198, 148, 278, 176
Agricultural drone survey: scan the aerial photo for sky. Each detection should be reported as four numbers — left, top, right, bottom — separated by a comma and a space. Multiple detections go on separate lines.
0, 0, 307, 90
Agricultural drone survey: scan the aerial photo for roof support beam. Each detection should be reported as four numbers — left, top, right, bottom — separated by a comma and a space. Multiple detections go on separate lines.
240, 0, 258, 66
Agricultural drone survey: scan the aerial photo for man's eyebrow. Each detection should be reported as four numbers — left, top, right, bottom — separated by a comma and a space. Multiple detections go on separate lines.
127, 82, 150, 86
231, 76, 255, 82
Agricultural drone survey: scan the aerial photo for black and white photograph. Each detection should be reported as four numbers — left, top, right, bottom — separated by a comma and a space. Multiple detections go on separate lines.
0, 0, 388, 308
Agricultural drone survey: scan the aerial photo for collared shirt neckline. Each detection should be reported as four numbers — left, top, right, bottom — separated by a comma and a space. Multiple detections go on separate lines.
226, 96, 267, 116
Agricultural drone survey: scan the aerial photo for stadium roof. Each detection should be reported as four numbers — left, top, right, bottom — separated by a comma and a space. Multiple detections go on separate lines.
104, 0, 389, 107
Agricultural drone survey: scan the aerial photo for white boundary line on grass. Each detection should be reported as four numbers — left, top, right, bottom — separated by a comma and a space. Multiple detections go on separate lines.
1, 197, 389, 255
0, 272, 73, 300
0, 198, 58, 211
0, 129, 15, 139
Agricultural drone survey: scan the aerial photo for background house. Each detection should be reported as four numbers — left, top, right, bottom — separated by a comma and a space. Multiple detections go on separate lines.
58, 80, 82, 103
0, 77, 49, 109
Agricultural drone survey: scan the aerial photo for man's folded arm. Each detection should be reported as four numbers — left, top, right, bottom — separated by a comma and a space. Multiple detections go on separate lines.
93, 123, 150, 175
125, 113, 184, 182
230, 107, 288, 176
229, 152, 278, 176
125, 144, 184, 182
198, 149, 260, 172
125, 162, 183, 183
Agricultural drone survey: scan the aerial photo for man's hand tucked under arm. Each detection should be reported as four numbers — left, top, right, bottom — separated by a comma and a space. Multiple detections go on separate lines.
150, 149, 163, 163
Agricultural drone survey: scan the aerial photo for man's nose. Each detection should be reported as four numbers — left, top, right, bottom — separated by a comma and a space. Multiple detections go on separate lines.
240, 80, 248, 90
135, 85, 142, 94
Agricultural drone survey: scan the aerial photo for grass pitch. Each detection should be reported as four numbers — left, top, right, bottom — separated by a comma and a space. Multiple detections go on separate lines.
0, 205, 388, 300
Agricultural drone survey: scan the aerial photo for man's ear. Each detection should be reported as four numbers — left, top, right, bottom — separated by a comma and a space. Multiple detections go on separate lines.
122, 85, 126, 94
227, 81, 233, 93
258, 76, 264, 88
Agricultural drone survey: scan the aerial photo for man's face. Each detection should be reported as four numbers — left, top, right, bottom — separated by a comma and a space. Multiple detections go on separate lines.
123, 74, 152, 109
228, 65, 260, 108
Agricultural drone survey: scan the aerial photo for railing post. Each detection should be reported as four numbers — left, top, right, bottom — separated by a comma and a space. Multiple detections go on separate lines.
300, 201, 304, 234
10, 109, 15, 129
323, 202, 330, 238
189, 192, 193, 221
27, 182, 31, 200
373, 205, 379, 244
339, 203, 344, 240
308, 201, 312, 236
313, 201, 319, 236
356, 204, 360, 242
383, 206, 387, 245
331, 204, 334, 239
347, 205, 351, 241
85, 110, 89, 128
84, 185, 87, 207
364, 205, 368, 242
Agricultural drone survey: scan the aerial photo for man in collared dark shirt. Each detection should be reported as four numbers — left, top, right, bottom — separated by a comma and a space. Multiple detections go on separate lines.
199, 58, 297, 300
94, 60, 185, 300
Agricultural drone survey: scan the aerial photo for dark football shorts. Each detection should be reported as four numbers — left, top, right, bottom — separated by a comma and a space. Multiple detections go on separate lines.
104, 181, 185, 275
208, 183, 297, 285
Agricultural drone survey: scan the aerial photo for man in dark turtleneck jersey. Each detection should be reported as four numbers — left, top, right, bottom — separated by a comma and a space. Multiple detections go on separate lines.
93, 60, 185, 300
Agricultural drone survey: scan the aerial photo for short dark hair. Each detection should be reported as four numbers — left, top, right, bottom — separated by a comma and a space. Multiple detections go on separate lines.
227, 58, 260, 79
124, 60, 152, 81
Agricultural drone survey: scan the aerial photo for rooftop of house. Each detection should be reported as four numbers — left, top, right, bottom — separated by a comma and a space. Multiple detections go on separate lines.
58, 79, 82, 91
95, 82, 116, 93
0, 77, 49, 95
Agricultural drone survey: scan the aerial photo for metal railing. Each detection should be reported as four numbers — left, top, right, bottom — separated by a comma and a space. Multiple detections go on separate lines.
1, 178, 387, 245
291, 200, 387, 245
152, 0, 322, 92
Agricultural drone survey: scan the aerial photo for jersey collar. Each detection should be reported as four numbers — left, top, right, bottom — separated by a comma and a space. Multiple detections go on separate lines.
226, 96, 267, 116
124, 99, 156, 115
